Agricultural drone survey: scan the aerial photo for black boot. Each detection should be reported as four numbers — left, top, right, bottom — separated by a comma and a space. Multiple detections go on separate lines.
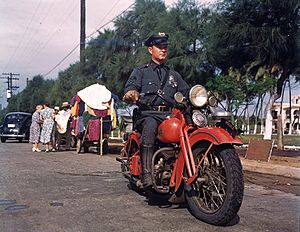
140, 144, 154, 189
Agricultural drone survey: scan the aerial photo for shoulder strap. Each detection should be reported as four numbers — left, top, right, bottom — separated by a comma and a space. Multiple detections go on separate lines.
150, 69, 170, 105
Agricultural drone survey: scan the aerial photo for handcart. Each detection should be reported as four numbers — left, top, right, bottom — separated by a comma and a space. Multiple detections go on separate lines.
70, 83, 117, 156
76, 114, 112, 155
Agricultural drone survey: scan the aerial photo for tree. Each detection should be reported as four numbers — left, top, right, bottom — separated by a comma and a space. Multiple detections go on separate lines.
6, 75, 55, 113
203, 0, 300, 143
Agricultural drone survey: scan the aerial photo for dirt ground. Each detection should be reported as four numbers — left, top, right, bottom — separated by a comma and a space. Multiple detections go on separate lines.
237, 147, 300, 168
244, 171, 300, 196
237, 147, 300, 196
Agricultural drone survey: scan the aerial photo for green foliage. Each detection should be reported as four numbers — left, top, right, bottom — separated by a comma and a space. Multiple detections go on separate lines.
3, 0, 299, 116
5, 75, 54, 113
203, 0, 300, 98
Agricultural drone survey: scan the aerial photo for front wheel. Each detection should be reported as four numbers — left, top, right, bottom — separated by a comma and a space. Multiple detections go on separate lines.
185, 144, 244, 226
1, 137, 6, 143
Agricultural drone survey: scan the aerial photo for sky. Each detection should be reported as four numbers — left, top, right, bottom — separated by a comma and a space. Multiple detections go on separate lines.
0, 0, 298, 108
0, 0, 214, 108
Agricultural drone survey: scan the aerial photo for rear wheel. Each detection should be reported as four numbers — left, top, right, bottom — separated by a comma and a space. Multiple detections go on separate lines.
185, 144, 244, 226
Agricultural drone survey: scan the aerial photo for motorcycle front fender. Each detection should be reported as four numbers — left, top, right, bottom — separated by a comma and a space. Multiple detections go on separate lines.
174, 126, 242, 192
188, 126, 243, 146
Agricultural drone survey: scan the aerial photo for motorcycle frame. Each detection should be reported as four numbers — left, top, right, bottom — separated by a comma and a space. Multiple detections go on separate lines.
123, 107, 243, 193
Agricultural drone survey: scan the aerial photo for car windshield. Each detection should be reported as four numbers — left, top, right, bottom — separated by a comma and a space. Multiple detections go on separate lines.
5, 114, 27, 124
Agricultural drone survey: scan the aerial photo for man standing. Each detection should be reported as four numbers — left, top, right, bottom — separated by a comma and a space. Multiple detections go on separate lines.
123, 32, 189, 188
55, 102, 72, 151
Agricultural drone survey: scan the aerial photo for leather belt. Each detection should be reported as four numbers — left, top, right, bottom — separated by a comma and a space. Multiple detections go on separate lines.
141, 105, 171, 112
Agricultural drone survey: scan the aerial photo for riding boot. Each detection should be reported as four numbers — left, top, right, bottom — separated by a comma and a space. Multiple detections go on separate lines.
140, 144, 154, 189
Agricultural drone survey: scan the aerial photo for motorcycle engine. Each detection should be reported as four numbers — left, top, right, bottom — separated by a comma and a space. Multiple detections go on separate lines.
152, 148, 176, 194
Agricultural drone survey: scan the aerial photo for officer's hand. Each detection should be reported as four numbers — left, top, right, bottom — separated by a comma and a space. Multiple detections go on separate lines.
123, 90, 140, 103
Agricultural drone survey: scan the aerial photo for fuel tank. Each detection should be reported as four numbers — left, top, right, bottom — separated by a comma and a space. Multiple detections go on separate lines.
157, 117, 181, 143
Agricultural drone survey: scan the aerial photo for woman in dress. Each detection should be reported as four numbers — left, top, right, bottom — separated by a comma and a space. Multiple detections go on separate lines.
29, 105, 43, 152
40, 102, 55, 152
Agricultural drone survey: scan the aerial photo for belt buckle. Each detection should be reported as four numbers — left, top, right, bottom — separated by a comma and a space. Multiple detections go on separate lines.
158, 106, 165, 112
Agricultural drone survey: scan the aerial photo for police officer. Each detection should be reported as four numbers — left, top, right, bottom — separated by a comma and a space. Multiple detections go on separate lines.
123, 32, 189, 189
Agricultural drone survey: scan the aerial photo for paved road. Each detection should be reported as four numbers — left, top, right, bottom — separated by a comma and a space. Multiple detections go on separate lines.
0, 142, 299, 232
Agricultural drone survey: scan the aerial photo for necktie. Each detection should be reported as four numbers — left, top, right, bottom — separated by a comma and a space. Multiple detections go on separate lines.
157, 66, 162, 81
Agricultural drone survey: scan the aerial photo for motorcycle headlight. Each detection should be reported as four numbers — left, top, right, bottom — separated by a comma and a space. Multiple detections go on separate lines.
192, 110, 207, 128
189, 85, 208, 107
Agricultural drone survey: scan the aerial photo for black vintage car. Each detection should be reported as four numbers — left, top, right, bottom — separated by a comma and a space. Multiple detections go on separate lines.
0, 112, 32, 143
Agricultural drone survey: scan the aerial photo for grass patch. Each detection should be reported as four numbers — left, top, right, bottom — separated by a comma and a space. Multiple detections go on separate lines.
240, 134, 300, 146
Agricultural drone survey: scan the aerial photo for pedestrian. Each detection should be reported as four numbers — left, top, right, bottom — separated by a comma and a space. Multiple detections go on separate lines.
40, 102, 55, 152
123, 32, 190, 188
55, 102, 72, 151
52, 106, 60, 151
29, 105, 43, 152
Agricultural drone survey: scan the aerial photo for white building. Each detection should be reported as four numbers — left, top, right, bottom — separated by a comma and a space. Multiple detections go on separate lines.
271, 95, 300, 134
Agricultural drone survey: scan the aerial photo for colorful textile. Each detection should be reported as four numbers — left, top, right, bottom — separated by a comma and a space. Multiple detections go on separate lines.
40, 107, 54, 144
77, 116, 84, 134
77, 83, 111, 110
102, 115, 112, 134
78, 100, 85, 116
29, 111, 41, 143
71, 101, 78, 117
88, 119, 100, 141
93, 109, 107, 118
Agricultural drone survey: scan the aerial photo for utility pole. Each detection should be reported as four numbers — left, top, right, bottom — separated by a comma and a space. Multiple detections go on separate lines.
80, 0, 86, 64
1, 72, 20, 102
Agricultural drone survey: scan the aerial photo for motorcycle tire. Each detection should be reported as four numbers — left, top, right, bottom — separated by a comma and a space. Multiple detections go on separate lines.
185, 144, 244, 226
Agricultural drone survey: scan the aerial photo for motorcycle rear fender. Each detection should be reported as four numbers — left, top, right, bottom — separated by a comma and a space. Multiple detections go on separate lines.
122, 131, 140, 157
189, 126, 243, 146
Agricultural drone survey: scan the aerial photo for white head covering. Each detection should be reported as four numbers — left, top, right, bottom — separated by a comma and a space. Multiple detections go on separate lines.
77, 83, 111, 110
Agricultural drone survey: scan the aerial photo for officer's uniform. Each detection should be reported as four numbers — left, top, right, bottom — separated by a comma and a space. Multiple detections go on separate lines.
124, 60, 189, 144
124, 32, 189, 188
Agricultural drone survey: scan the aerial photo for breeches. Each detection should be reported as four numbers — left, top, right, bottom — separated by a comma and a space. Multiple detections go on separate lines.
135, 111, 169, 145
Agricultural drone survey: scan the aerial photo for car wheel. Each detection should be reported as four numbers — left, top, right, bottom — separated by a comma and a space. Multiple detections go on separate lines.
1, 137, 7, 143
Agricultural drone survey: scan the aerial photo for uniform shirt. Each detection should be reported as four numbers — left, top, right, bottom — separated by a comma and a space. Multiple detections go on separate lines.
124, 60, 189, 108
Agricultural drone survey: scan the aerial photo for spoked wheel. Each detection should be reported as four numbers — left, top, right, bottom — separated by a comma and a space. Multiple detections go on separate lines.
185, 144, 244, 226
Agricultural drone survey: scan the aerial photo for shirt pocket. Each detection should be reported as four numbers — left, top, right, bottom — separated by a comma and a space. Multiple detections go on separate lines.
141, 81, 159, 95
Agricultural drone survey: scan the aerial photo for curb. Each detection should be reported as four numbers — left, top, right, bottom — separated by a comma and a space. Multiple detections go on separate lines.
240, 157, 300, 180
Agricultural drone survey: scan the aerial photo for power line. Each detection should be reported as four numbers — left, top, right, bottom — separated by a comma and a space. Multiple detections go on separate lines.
1, 73, 20, 101
15, 0, 60, 67
87, 2, 134, 39
43, 44, 80, 77
43, 2, 135, 77
25, 1, 79, 70
87, 0, 121, 38
3, 0, 42, 71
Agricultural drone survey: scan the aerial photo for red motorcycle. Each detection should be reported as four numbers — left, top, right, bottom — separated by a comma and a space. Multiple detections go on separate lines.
117, 85, 244, 226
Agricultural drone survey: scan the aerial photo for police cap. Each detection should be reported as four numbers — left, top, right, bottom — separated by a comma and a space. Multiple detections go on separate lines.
144, 32, 169, 47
